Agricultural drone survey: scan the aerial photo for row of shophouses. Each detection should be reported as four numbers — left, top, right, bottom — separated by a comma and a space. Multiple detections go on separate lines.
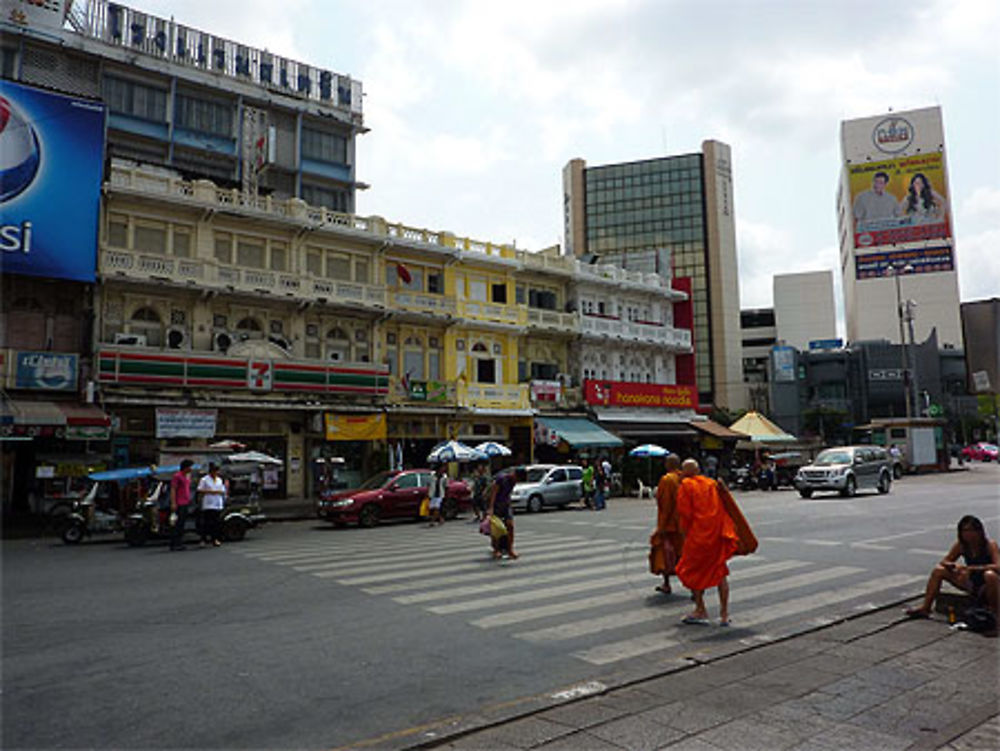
3, 161, 708, 506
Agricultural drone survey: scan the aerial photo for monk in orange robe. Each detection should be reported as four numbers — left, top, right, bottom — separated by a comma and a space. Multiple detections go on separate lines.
649, 454, 684, 594
676, 458, 740, 625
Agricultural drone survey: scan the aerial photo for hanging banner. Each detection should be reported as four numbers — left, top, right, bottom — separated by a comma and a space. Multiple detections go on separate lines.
324, 413, 387, 441
155, 408, 218, 438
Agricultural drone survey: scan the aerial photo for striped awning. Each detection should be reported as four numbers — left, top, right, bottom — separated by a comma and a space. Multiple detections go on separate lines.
0, 400, 110, 427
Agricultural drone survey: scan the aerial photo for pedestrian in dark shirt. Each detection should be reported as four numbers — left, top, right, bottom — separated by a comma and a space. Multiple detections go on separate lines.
487, 469, 519, 560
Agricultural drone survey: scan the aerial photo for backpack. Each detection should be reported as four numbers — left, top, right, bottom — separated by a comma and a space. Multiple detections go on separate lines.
961, 606, 997, 633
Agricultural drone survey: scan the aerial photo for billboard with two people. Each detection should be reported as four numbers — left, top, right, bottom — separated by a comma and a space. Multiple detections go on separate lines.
848, 152, 950, 248
0, 79, 106, 282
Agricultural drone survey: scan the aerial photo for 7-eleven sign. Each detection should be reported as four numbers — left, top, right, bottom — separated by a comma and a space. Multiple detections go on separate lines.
248, 360, 272, 391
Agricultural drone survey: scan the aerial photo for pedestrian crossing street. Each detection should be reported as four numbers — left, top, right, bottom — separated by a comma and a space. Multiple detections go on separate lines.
229, 527, 924, 667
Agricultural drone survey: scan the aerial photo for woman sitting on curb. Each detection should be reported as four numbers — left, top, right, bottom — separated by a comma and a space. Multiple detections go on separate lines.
905, 515, 999, 619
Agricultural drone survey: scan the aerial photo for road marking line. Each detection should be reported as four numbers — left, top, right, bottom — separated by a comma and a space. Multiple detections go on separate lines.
516, 566, 863, 643
392, 557, 647, 604
906, 548, 944, 556
304, 538, 612, 576
469, 559, 797, 630
850, 542, 894, 551
800, 539, 843, 547
427, 575, 630, 615
360, 545, 628, 593
575, 573, 923, 665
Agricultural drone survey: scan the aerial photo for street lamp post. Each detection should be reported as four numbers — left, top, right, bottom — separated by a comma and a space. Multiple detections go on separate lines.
889, 263, 914, 420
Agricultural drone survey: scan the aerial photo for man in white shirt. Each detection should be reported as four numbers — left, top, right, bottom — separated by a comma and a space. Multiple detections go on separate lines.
197, 463, 228, 546
853, 171, 899, 230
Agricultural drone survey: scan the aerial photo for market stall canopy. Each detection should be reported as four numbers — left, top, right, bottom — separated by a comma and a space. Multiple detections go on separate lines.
690, 419, 746, 441
728, 411, 797, 443
224, 451, 283, 466
473, 441, 512, 458
535, 416, 623, 449
427, 440, 487, 463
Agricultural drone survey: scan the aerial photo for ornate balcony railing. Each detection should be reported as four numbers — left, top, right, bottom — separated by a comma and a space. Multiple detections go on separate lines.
457, 382, 529, 411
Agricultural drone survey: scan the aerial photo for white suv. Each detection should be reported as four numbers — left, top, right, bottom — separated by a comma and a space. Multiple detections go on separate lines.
794, 446, 893, 498
509, 464, 584, 512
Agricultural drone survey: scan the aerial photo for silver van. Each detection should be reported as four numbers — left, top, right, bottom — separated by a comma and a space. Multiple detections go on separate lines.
509, 464, 583, 512
794, 446, 893, 498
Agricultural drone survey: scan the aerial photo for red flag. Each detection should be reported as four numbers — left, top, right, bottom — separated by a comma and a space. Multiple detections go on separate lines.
396, 263, 412, 284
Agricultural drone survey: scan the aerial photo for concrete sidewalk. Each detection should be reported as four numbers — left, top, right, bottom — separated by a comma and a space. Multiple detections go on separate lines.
394, 603, 997, 751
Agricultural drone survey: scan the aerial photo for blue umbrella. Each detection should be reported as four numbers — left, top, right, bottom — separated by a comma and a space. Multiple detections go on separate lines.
629, 444, 668, 458
88, 464, 202, 482
473, 441, 512, 458
427, 440, 487, 464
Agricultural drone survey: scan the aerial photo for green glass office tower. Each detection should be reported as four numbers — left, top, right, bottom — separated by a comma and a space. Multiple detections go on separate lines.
563, 141, 743, 409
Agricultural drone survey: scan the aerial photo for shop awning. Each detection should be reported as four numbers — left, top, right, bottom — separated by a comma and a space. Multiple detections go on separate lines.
535, 416, 623, 448
690, 419, 746, 441
592, 407, 697, 439
0, 399, 110, 426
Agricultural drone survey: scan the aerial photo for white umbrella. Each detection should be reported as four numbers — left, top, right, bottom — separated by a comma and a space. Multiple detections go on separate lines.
628, 444, 668, 458
473, 441, 512, 458
427, 440, 487, 464
225, 450, 283, 466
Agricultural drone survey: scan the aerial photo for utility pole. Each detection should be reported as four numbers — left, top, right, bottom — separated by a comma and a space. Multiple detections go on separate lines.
904, 299, 921, 417
890, 263, 913, 420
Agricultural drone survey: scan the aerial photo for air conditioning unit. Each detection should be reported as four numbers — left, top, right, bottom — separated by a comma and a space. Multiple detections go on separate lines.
166, 327, 187, 350
213, 331, 233, 353
114, 333, 147, 346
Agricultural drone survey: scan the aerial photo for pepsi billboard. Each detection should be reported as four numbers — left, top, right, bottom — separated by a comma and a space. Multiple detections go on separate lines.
0, 79, 106, 282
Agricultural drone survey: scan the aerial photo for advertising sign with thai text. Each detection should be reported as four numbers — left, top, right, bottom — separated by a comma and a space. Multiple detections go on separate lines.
855, 246, 954, 280
0, 79, 105, 282
584, 380, 697, 410
155, 408, 218, 438
848, 152, 951, 248
324, 413, 387, 442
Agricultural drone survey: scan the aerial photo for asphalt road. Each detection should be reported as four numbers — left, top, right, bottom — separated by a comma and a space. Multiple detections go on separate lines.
3, 463, 998, 750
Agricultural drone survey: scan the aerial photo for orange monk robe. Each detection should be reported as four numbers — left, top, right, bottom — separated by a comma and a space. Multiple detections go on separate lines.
675, 475, 740, 591
649, 471, 684, 575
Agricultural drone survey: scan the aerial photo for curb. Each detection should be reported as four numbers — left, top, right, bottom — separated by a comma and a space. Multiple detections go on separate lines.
338, 594, 924, 750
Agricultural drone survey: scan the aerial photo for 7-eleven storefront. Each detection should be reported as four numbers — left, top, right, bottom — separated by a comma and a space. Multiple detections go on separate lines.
97, 348, 389, 498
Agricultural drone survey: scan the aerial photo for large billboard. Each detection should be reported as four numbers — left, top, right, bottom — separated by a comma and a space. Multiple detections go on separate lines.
855, 246, 954, 280
848, 152, 951, 248
0, 79, 106, 282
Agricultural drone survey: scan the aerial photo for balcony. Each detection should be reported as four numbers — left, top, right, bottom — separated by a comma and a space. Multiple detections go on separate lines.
457, 300, 526, 327
100, 247, 387, 310
386, 290, 457, 318
457, 382, 529, 411
526, 307, 577, 333
580, 314, 692, 350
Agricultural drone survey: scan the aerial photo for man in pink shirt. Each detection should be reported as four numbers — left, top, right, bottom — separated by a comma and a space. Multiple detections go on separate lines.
169, 459, 194, 551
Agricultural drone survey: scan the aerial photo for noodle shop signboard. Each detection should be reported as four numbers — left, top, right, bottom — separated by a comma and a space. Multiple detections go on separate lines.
584, 380, 697, 410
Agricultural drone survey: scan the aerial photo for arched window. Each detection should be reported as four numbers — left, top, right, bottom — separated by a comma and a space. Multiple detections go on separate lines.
130, 306, 162, 346
326, 327, 350, 362
235, 317, 264, 340
327, 327, 348, 341
471, 342, 488, 353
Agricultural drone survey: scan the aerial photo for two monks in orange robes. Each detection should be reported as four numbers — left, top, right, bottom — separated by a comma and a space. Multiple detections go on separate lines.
674, 458, 757, 626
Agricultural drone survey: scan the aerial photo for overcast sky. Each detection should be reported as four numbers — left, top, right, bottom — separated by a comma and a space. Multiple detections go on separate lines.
136, 0, 1000, 328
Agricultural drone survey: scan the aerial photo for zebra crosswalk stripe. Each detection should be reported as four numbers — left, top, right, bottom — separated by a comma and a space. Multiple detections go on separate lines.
309, 537, 615, 578
470, 559, 801, 629
425, 575, 631, 615
358, 544, 629, 592
574, 573, 923, 665
515, 566, 863, 643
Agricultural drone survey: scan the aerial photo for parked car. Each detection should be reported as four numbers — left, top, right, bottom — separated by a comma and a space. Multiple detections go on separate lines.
509, 464, 583, 512
961, 442, 998, 462
316, 469, 471, 527
794, 446, 893, 498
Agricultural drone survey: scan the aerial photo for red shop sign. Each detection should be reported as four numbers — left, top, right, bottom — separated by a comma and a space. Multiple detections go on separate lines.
584, 379, 698, 410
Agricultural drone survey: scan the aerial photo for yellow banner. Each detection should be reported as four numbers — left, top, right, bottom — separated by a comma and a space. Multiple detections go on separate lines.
324, 413, 387, 441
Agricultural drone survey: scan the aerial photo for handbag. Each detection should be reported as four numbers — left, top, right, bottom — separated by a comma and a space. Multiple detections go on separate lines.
962, 606, 997, 633
418, 497, 430, 517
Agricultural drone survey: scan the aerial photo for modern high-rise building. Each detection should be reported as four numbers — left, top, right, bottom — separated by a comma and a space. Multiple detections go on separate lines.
773, 270, 837, 351
837, 106, 961, 346
562, 141, 743, 410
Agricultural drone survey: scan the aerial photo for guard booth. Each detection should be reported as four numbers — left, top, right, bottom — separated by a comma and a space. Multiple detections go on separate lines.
856, 417, 949, 473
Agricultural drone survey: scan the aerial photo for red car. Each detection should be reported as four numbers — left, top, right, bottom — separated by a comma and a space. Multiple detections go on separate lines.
961, 442, 998, 462
316, 469, 471, 527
